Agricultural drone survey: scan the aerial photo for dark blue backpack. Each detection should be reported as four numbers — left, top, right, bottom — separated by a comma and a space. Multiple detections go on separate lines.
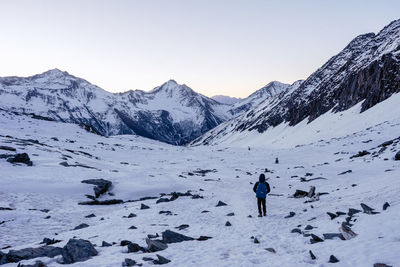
256, 182, 267, 199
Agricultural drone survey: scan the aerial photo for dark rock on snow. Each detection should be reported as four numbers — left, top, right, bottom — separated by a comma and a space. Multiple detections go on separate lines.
293, 190, 308, 198
16, 261, 47, 267
383, 202, 390, 210
161, 230, 194, 244
309, 250, 316, 260
129, 225, 137, 230
153, 254, 171, 265
265, 248, 276, 253
310, 234, 324, 244
101, 241, 112, 247
323, 233, 345, 240
216, 201, 227, 207
122, 258, 137, 267
1, 246, 61, 264
348, 208, 362, 216
327, 212, 338, 220
395, 151, 400, 160
0, 146, 16, 151
225, 221, 232, 226
291, 228, 302, 234
120, 240, 133, 246
127, 243, 146, 253
7, 153, 32, 166
197, 236, 213, 241
73, 223, 89, 230
41, 238, 61, 245
140, 204, 150, 210
175, 224, 189, 230
61, 239, 98, 264
146, 238, 168, 252
226, 212, 235, 216
361, 203, 378, 214
81, 179, 112, 198
85, 213, 96, 218
284, 212, 296, 218
78, 199, 123, 205
329, 255, 339, 263
156, 198, 170, 204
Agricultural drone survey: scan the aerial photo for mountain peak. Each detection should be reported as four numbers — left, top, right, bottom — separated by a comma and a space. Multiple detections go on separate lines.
41, 68, 69, 77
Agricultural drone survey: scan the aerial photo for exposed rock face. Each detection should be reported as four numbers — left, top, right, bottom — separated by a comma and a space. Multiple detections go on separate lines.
61, 239, 98, 264
0, 246, 61, 265
192, 19, 400, 146
7, 153, 32, 166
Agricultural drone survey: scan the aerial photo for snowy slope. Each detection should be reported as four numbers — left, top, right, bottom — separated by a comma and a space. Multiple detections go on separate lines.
192, 19, 400, 146
0, 71, 231, 145
0, 108, 399, 267
211, 95, 242, 105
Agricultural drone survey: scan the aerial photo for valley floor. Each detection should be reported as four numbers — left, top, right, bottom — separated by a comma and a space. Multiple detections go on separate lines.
0, 111, 399, 267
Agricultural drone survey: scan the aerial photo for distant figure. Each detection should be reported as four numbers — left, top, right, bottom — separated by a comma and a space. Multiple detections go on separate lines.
275, 157, 279, 164
253, 173, 271, 217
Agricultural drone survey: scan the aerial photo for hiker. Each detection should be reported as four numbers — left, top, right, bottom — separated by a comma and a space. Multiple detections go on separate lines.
253, 173, 271, 217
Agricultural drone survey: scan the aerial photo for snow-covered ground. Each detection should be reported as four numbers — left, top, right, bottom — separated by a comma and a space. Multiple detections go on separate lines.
0, 110, 399, 266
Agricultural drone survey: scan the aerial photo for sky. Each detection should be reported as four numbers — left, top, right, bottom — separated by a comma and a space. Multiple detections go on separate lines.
0, 1, 399, 98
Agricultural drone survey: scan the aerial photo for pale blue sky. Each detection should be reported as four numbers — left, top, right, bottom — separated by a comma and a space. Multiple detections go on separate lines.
0, 0, 399, 97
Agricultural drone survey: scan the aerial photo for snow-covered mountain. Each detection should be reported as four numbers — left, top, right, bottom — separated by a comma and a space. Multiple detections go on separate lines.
211, 95, 242, 105
192, 19, 400, 146
0, 70, 231, 145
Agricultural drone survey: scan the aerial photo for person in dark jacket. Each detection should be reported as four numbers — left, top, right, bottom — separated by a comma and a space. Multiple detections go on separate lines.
253, 173, 271, 217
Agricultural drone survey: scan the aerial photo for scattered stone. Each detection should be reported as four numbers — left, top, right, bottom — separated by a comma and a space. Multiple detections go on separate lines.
361, 203, 378, 214
275, 157, 279, 164
156, 198, 170, 204
73, 223, 89, 230
336, 211, 346, 216
265, 248, 276, 253
127, 243, 146, 253
374, 263, 393, 267
307, 186, 316, 198
159, 211, 172, 215
254, 238, 259, 244
338, 170, 352, 175
129, 225, 137, 230
226, 212, 235, 216
0, 146, 16, 151
7, 153, 32, 166
348, 208, 362, 216
197, 236, 212, 241
293, 190, 308, 198
78, 199, 123, 205
140, 204, 150, 210
101, 241, 112, 247
122, 258, 137, 267
147, 233, 159, 239
379, 140, 393, 147
327, 212, 338, 220
309, 250, 316, 260
175, 224, 189, 230
323, 233, 345, 240
383, 202, 390, 210
61, 239, 97, 264
146, 238, 168, 252
201, 210, 210, 213
153, 254, 171, 265
291, 228, 302, 234
395, 151, 400, 160
127, 213, 137, 218
350, 150, 371, 159
85, 213, 96, 218
216, 201, 227, 207
329, 255, 339, 263
339, 222, 357, 240
142, 257, 154, 261
41, 238, 61, 245
284, 212, 296, 218
225, 221, 232, 226
81, 179, 112, 198
310, 234, 324, 244
120, 240, 132, 246
161, 230, 194, 244
16, 260, 47, 267
304, 225, 314, 230
2, 246, 61, 264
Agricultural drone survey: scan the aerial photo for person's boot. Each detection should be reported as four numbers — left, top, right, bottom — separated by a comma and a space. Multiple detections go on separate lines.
263, 212, 267, 216
258, 214, 262, 217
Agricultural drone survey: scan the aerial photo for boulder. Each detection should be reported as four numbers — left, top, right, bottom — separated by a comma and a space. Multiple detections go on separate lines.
40, 238, 61, 245
293, 190, 308, 198
310, 234, 324, 244
0, 146, 16, 152
327, 212, 338, 220
73, 223, 89, 230
122, 258, 137, 267
225, 221, 232, 226
61, 239, 98, 264
2, 246, 61, 264
128, 225, 137, 230
101, 241, 112, 247
127, 243, 146, 253
216, 201, 227, 207
161, 230, 194, 244
284, 212, 295, 218
140, 204, 150, 210
329, 255, 339, 263
81, 179, 112, 198
146, 238, 168, 252
395, 151, 400, 161
197, 236, 212, 241
304, 225, 314, 230
153, 254, 171, 265
120, 240, 132, 246
383, 202, 390, 211
7, 153, 32, 166
16, 260, 47, 267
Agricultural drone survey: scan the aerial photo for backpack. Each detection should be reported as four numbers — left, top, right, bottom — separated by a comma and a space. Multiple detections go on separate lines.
256, 182, 267, 199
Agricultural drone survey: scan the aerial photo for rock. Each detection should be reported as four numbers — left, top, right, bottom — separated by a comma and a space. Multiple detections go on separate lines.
216, 201, 227, 207
146, 238, 168, 252
383, 202, 390, 210
327, 212, 338, 220
16, 260, 47, 267
156, 198, 170, 204
147, 233, 159, 239
350, 150, 371, 158
41, 238, 61, 245
307, 186, 316, 198
336, 211, 346, 216
81, 179, 112, 198
254, 238, 259, 244
374, 263, 393, 267
339, 222, 357, 240
361, 203, 377, 214
291, 228, 302, 234
142, 257, 154, 261
122, 258, 137, 267
304, 225, 314, 230
101, 241, 112, 247
395, 151, 400, 160
197, 236, 212, 241
329, 255, 339, 263
226, 212, 235, 216
265, 248, 276, 253
159, 210, 172, 215
323, 233, 345, 240
161, 230, 194, 244
175, 224, 189, 230
348, 208, 362, 216
338, 170, 352, 175
153, 254, 171, 265
310, 234, 324, 244
127, 213, 137, 218
120, 240, 132, 246
293, 190, 308, 198
284, 212, 296, 218
129, 225, 137, 230
61, 239, 97, 264
201, 210, 210, 213
127, 243, 146, 253
7, 153, 32, 166
0, 146, 16, 152
225, 221, 232, 226
309, 250, 316, 260
85, 213, 96, 218
140, 204, 150, 210
73, 223, 89, 230
2, 246, 62, 264
78, 199, 123, 205
275, 157, 279, 164
380, 140, 393, 147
